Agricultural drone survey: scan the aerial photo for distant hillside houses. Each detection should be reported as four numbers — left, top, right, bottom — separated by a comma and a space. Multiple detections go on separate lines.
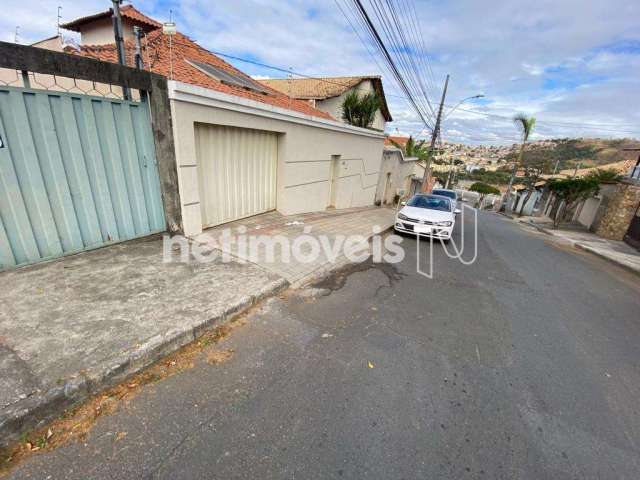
383, 135, 640, 173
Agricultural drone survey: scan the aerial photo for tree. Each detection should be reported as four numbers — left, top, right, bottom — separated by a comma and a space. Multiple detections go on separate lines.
504, 113, 536, 211
470, 182, 500, 209
458, 169, 512, 185
389, 135, 429, 161
547, 177, 599, 227
434, 173, 448, 187
341, 90, 381, 129
584, 167, 623, 184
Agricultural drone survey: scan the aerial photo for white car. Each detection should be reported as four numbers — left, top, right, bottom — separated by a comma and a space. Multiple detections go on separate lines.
394, 194, 460, 241
431, 188, 458, 210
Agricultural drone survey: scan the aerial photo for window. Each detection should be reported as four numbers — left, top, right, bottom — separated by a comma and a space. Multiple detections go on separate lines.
432, 189, 457, 200
186, 59, 269, 95
407, 195, 451, 212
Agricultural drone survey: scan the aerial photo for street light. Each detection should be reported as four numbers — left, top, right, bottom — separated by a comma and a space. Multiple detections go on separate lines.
445, 94, 485, 119
442, 94, 484, 189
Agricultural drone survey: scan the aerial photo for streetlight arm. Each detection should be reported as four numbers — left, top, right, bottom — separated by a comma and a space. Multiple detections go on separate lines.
444, 94, 484, 119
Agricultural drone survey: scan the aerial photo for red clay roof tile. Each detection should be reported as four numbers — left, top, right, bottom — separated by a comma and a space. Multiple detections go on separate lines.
61, 5, 161, 32
73, 14, 334, 120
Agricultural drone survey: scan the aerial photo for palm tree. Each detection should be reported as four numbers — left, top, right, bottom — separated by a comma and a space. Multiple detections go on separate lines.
513, 113, 536, 166
341, 91, 381, 129
504, 113, 536, 212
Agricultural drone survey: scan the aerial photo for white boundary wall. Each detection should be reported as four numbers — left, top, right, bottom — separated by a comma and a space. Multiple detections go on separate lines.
168, 81, 385, 236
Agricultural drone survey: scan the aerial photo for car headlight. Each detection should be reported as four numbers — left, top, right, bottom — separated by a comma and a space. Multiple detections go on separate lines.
435, 221, 452, 227
397, 213, 409, 220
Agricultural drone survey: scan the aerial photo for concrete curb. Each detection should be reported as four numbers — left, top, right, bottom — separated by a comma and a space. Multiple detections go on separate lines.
497, 211, 515, 220
521, 221, 640, 276
573, 243, 640, 277
0, 276, 289, 449
522, 221, 555, 236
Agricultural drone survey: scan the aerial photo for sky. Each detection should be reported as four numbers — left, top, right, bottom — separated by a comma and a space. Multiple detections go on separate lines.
2, 0, 640, 145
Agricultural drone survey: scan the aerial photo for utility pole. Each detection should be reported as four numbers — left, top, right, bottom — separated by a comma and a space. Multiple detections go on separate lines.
445, 155, 455, 189
57, 6, 62, 36
421, 74, 449, 192
111, 0, 130, 99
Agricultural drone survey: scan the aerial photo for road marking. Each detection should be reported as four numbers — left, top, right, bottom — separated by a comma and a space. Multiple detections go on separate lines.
475, 344, 481, 363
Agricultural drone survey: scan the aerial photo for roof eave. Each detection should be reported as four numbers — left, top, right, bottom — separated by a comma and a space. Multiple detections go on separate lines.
60, 11, 110, 32
61, 7, 160, 32
370, 77, 392, 122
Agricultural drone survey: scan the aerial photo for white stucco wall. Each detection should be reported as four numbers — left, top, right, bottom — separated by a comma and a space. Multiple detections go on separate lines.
168, 81, 385, 236
514, 190, 542, 215
375, 149, 419, 205
78, 18, 137, 45
32, 36, 66, 51
576, 196, 602, 228
316, 80, 387, 131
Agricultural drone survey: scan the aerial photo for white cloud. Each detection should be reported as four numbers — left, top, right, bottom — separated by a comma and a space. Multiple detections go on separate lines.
521, 63, 544, 76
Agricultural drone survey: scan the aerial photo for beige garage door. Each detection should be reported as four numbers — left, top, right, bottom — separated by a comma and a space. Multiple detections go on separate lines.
195, 124, 277, 227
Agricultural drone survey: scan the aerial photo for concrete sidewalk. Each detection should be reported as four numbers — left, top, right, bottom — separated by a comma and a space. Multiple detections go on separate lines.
0, 206, 394, 448
0, 236, 286, 448
520, 219, 640, 275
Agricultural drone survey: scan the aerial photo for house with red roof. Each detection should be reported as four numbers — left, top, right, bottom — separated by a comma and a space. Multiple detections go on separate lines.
261, 76, 392, 131
60, 4, 387, 236
384, 135, 410, 148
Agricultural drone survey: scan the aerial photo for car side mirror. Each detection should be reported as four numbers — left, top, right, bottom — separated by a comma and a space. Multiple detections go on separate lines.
400, 201, 407, 206
454, 208, 461, 215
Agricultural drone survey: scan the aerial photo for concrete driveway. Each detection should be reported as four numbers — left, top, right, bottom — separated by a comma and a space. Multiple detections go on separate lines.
195, 206, 396, 285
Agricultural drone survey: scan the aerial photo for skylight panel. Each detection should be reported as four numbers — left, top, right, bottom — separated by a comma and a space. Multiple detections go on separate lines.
186, 60, 269, 95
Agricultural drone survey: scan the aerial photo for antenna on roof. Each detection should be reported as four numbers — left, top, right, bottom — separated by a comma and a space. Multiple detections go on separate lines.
57, 6, 62, 36
162, 10, 177, 81
14, 26, 20, 44
287, 67, 293, 109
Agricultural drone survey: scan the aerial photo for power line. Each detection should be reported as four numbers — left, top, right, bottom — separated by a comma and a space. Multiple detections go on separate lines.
380, 0, 436, 117
370, 0, 437, 123
333, 0, 433, 125
209, 48, 639, 137
332, 0, 394, 91
212, 46, 430, 124
344, 0, 436, 131
402, 0, 438, 93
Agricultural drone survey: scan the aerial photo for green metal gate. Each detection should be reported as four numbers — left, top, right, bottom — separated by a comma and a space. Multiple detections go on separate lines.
0, 86, 165, 269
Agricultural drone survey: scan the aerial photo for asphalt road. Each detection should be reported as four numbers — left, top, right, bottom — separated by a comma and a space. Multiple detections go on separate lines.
7, 211, 640, 479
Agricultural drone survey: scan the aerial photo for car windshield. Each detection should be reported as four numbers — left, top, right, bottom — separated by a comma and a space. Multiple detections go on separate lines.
432, 189, 456, 200
406, 195, 451, 212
